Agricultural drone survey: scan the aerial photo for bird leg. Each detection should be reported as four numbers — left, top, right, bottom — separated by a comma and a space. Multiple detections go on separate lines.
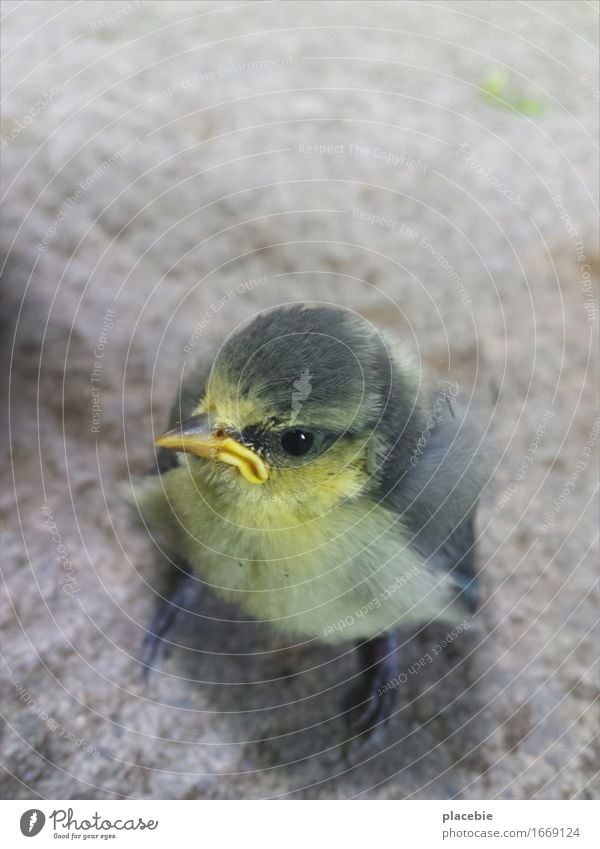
139, 569, 201, 679
345, 631, 399, 740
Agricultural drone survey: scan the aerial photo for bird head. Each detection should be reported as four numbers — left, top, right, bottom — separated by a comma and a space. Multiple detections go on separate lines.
155, 305, 422, 512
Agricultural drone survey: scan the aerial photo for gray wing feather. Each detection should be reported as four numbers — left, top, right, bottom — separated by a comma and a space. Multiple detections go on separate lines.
375, 397, 483, 611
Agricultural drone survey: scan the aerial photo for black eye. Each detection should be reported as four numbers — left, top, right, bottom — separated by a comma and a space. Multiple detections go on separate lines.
280, 429, 314, 456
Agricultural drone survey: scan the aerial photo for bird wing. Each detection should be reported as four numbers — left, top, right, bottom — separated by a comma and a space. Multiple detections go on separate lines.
375, 394, 483, 612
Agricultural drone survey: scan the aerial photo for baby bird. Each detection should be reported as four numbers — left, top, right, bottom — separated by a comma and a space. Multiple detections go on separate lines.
135, 304, 482, 737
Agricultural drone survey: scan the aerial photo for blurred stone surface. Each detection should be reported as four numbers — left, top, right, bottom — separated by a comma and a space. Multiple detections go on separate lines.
1, 0, 598, 799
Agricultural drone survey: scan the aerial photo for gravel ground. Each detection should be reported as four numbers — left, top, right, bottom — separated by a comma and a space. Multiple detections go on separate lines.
1, 1, 598, 800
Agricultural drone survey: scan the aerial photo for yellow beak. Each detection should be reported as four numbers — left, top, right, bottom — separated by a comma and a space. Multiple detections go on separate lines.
155, 413, 268, 484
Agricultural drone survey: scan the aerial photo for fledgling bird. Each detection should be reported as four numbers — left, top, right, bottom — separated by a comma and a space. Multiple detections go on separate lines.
134, 304, 483, 738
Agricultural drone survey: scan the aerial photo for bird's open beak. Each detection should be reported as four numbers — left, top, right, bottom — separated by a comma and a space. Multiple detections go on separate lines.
154, 413, 268, 484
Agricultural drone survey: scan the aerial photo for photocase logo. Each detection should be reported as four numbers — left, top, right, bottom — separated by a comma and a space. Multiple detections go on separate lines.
290, 368, 313, 423
20, 810, 46, 837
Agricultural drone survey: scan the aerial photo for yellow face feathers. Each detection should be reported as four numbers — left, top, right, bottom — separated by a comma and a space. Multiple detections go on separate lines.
153, 306, 408, 521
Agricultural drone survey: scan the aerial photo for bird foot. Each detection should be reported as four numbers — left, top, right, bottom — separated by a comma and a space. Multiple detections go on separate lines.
342, 633, 399, 755
139, 571, 200, 679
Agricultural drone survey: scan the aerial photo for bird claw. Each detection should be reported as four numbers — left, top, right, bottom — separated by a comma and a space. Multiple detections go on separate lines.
342, 684, 396, 757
